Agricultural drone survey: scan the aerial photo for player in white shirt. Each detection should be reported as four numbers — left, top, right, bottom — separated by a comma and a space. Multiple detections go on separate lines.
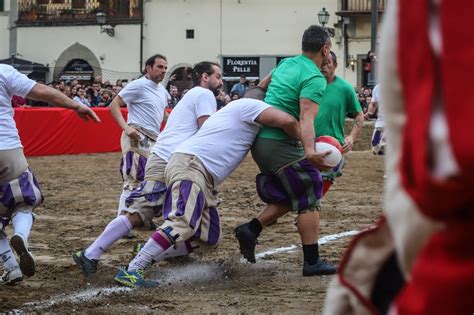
114, 87, 300, 287
365, 84, 385, 155
73, 62, 223, 277
108, 54, 169, 218
0, 64, 99, 285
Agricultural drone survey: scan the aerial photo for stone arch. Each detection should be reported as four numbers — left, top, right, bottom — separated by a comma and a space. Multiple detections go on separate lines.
53, 42, 101, 81
164, 62, 193, 92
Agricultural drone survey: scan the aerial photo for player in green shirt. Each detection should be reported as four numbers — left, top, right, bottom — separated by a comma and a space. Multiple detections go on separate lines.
235, 25, 336, 276
316, 51, 364, 192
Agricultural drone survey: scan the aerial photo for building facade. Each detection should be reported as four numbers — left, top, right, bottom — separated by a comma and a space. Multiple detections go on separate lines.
0, 0, 386, 88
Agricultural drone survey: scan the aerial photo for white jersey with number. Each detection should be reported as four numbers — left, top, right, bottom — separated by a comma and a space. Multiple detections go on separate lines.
0, 65, 36, 150
118, 76, 168, 137
152, 86, 217, 162
175, 99, 271, 186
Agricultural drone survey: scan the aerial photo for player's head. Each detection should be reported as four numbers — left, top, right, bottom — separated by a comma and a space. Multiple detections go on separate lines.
302, 25, 331, 61
192, 61, 223, 96
322, 51, 337, 79
145, 54, 168, 83
243, 87, 266, 101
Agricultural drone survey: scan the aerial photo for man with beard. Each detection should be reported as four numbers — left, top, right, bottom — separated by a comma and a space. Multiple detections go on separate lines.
73, 62, 223, 277
108, 54, 169, 219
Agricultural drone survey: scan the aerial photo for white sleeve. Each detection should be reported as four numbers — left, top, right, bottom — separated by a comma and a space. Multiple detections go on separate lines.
118, 80, 140, 105
8, 67, 36, 97
195, 90, 217, 118
240, 100, 271, 124
372, 85, 380, 103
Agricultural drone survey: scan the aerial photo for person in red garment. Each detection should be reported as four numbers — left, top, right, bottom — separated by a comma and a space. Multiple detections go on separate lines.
0, 64, 99, 285
323, 0, 474, 314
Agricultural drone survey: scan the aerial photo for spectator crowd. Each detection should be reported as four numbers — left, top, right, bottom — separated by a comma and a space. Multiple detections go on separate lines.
11, 71, 378, 121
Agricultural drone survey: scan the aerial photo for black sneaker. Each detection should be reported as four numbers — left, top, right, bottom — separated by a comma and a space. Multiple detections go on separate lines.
234, 223, 258, 263
72, 250, 98, 277
302, 259, 337, 276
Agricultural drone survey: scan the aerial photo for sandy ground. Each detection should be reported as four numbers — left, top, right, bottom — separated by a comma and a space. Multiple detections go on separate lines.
1, 150, 384, 314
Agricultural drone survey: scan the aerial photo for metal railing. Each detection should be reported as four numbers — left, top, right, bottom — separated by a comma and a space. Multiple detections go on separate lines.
341, 0, 386, 11
17, 0, 142, 25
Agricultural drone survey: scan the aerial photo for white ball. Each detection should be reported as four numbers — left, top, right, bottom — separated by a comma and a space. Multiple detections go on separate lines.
315, 142, 342, 166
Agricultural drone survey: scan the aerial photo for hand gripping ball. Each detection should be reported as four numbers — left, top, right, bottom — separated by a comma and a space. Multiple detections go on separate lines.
315, 136, 343, 166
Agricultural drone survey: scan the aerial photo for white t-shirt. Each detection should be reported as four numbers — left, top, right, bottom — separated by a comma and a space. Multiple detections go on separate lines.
175, 99, 271, 187
0, 65, 36, 150
371, 84, 384, 128
152, 86, 217, 161
118, 76, 168, 137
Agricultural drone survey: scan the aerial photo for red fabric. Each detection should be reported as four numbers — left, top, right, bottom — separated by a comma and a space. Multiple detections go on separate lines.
14, 107, 128, 156
322, 180, 332, 196
394, 221, 474, 315
398, 0, 474, 221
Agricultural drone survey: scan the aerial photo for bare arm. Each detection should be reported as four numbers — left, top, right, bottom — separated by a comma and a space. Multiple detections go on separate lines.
300, 98, 332, 170
365, 100, 378, 119
26, 83, 100, 122
258, 73, 272, 91
255, 107, 300, 140
109, 95, 139, 139
343, 111, 365, 153
197, 115, 210, 128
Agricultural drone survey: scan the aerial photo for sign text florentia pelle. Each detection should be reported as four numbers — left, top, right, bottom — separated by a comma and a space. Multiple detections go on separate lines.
223, 57, 259, 79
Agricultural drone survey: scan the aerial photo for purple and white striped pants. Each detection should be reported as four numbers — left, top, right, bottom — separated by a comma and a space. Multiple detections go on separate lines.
0, 168, 43, 218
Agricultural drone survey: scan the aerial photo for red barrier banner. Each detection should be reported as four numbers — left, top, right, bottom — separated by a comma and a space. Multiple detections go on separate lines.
14, 107, 128, 157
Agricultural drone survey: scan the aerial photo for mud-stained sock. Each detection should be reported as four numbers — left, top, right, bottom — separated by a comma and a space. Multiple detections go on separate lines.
128, 231, 172, 271
248, 218, 262, 236
12, 212, 34, 241
85, 215, 132, 260
117, 189, 132, 217
302, 243, 319, 265
0, 236, 19, 270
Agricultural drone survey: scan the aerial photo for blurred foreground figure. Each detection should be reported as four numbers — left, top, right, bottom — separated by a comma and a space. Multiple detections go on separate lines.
324, 0, 474, 314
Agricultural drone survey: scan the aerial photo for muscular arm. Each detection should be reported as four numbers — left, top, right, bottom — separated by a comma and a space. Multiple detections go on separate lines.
258, 73, 272, 91
343, 111, 365, 153
300, 98, 332, 170
255, 107, 300, 140
26, 83, 100, 122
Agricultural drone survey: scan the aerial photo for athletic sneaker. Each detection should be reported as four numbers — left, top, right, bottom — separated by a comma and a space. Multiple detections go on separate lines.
302, 259, 337, 276
0, 266, 23, 285
72, 250, 98, 277
234, 223, 258, 263
114, 268, 146, 287
10, 234, 35, 277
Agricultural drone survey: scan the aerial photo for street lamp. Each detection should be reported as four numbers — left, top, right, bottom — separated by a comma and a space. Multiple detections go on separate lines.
96, 12, 115, 37
318, 7, 330, 28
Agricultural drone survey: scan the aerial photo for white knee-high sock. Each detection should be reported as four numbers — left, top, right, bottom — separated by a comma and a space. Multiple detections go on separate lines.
128, 231, 172, 272
0, 235, 18, 270
85, 215, 132, 260
12, 212, 34, 241
117, 189, 132, 217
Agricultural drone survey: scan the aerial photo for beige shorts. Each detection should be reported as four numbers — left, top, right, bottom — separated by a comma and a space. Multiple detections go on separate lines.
159, 153, 221, 248
120, 125, 157, 190
123, 154, 168, 224
0, 148, 29, 183
0, 148, 43, 218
